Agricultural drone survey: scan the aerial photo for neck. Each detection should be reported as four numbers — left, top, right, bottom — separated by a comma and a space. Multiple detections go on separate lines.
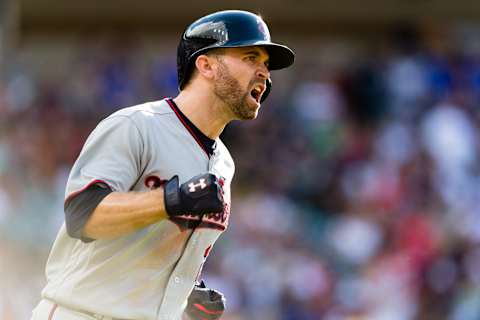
173, 87, 233, 139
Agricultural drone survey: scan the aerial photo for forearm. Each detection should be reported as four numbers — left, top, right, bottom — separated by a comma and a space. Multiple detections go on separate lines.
83, 188, 168, 240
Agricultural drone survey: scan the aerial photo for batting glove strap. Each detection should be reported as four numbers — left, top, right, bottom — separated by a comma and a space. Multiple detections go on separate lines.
164, 175, 183, 216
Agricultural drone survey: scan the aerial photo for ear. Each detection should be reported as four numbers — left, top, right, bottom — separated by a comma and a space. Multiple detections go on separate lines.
194, 54, 216, 81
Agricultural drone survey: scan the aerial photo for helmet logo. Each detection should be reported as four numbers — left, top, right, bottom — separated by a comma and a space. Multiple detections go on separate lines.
256, 19, 271, 41
185, 21, 228, 45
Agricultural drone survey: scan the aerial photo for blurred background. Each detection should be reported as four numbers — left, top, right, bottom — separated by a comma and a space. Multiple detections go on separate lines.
1, 0, 480, 319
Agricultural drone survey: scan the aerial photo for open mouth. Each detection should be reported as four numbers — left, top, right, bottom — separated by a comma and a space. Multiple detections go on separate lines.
250, 84, 265, 103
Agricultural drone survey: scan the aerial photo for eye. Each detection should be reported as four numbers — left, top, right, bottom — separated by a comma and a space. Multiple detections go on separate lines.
243, 54, 269, 69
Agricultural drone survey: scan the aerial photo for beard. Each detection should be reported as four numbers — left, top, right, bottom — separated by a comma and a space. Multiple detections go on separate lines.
213, 60, 259, 120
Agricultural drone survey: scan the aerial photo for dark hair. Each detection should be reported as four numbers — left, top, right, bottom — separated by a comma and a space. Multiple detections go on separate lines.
177, 37, 217, 90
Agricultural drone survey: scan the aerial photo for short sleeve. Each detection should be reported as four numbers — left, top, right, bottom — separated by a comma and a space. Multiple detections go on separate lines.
65, 115, 145, 200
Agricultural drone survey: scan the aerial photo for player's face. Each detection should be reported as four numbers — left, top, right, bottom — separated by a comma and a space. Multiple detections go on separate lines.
212, 47, 270, 120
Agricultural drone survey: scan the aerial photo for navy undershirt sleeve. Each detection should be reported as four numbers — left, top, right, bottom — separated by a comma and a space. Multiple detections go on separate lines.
64, 184, 113, 243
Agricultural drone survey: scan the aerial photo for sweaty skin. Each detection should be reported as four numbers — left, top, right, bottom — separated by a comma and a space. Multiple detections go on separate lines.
83, 188, 168, 240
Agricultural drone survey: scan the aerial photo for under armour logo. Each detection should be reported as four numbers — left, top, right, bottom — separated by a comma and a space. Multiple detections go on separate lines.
188, 178, 207, 192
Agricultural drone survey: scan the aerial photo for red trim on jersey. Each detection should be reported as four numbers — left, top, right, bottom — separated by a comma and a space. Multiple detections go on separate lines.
194, 303, 223, 315
204, 245, 212, 258
166, 98, 210, 157
64, 179, 111, 204
169, 218, 226, 232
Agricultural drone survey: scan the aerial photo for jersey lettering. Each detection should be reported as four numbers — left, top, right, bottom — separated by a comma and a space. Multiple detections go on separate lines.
144, 175, 166, 189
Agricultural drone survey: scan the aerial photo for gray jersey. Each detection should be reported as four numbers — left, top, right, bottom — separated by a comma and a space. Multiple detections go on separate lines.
41, 99, 234, 320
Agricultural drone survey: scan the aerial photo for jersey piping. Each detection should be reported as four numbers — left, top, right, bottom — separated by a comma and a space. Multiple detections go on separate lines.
166, 98, 214, 157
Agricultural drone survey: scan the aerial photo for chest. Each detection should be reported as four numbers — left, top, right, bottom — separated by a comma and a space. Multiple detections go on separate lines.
133, 120, 233, 204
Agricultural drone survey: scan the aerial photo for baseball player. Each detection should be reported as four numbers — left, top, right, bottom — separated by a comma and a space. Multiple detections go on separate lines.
31, 10, 294, 320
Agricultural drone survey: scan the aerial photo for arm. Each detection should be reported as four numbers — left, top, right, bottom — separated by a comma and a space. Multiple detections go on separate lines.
79, 173, 224, 240
65, 116, 223, 241
82, 188, 167, 240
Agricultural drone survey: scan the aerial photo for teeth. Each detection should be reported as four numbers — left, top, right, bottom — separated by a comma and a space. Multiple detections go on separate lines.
251, 85, 263, 102
252, 86, 262, 97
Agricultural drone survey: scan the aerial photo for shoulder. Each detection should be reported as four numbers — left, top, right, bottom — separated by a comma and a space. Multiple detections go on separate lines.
109, 99, 174, 120
216, 139, 235, 174
97, 99, 176, 130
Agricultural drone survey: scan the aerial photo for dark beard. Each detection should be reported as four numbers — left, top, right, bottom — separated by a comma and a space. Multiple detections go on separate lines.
213, 60, 258, 120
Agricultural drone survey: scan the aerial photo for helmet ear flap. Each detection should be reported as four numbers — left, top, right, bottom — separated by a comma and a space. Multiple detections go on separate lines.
260, 78, 272, 103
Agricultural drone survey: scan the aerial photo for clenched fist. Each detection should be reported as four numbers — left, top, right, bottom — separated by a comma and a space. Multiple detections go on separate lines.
164, 173, 224, 217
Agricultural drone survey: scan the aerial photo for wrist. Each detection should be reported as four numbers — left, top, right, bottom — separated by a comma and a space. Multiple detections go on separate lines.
164, 175, 183, 216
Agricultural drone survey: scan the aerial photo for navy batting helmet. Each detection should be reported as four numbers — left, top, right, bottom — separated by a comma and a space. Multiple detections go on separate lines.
177, 10, 295, 102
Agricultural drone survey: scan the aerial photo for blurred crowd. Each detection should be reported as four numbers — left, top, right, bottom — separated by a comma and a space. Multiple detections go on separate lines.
1, 25, 480, 319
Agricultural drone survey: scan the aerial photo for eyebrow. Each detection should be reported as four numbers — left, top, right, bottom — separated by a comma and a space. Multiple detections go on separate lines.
243, 49, 270, 64
244, 50, 261, 55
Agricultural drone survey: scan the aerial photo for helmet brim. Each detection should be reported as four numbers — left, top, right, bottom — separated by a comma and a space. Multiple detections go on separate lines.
262, 43, 295, 70
195, 41, 295, 71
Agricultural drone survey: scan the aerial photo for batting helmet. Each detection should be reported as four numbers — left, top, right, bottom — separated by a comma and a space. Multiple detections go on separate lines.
177, 10, 295, 102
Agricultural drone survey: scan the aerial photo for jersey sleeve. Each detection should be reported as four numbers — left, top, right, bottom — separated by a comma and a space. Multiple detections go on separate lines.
64, 184, 113, 242
65, 115, 145, 201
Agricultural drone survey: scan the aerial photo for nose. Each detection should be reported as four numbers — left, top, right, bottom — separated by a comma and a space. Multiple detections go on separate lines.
256, 64, 270, 80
